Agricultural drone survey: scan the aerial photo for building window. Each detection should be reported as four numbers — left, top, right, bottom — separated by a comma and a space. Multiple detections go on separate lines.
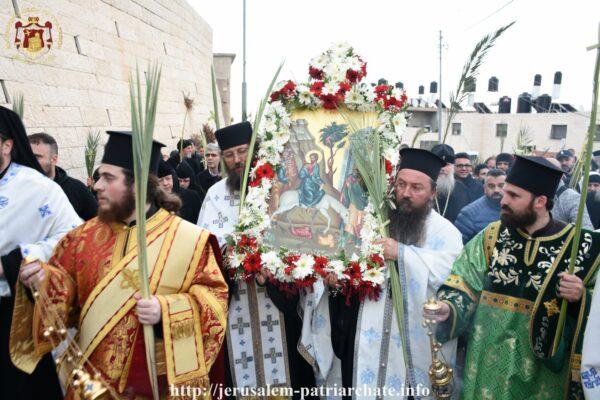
550, 125, 567, 140
496, 123, 508, 138
452, 123, 461, 136
419, 140, 439, 151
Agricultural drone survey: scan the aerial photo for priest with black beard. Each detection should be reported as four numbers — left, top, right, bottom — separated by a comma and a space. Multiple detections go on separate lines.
321, 148, 463, 399
198, 122, 316, 399
157, 160, 201, 223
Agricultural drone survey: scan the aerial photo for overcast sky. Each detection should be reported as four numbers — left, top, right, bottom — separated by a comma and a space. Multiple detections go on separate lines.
189, 0, 599, 122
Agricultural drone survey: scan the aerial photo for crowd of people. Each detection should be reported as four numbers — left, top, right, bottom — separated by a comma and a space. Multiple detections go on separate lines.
1, 101, 600, 400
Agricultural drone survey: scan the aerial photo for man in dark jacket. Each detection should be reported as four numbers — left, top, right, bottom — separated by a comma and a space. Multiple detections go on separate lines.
454, 152, 483, 203
28, 133, 98, 220
455, 168, 505, 243
431, 144, 470, 223
195, 142, 221, 205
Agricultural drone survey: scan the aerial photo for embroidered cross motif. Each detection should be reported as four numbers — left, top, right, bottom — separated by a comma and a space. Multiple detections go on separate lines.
261, 315, 280, 332
543, 298, 560, 317
235, 352, 254, 369
362, 327, 381, 345
212, 212, 229, 228
224, 193, 240, 206
0, 196, 8, 209
38, 204, 52, 218
232, 317, 250, 335
256, 286, 270, 298
582, 367, 600, 389
120, 268, 140, 291
264, 347, 283, 364
233, 288, 247, 302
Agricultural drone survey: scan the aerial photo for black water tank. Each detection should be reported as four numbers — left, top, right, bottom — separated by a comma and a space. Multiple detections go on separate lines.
418, 85, 425, 95
534, 94, 552, 113
378, 78, 388, 85
488, 76, 499, 92
554, 71, 562, 84
430, 81, 438, 93
498, 96, 511, 113
534, 74, 542, 86
464, 77, 476, 92
517, 93, 532, 113
395, 82, 404, 90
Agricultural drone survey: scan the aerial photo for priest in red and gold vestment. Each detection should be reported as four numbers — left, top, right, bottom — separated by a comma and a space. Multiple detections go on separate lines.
10, 131, 228, 399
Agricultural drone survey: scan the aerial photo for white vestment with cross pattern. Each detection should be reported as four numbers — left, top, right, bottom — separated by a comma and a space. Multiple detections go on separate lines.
197, 178, 291, 391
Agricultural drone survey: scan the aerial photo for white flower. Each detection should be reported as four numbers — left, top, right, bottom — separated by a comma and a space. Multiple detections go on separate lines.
345, 89, 364, 105
272, 129, 290, 146
347, 56, 362, 72
261, 117, 277, 134
327, 260, 347, 280
321, 83, 339, 96
261, 251, 283, 275
310, 54, 328, 70
391, 113, 407, 133
230, 251, 246, 268
293, 254, 315, 280
363, 267, 385, 286
331, 41, 351, 57
383, 147, 400, 167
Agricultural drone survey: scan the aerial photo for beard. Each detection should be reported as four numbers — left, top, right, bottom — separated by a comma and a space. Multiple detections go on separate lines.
389, 197, 432, 246
436, 173, 455, 197
225, 162, 243, 194
591, 190, 600, 203
500, 199, 537, 230
97, 186, 136, 224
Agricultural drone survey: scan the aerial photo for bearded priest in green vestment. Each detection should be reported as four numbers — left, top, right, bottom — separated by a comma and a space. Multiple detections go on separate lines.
427, 155, 600, 400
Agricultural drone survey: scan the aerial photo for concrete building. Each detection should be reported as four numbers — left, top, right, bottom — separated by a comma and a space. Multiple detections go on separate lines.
0, 0, 223, 179
213, 53, 236, 125
404, 73, 600, 160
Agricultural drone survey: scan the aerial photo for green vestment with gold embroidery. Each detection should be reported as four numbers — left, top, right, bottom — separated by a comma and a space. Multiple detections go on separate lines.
436, 221, 600, 400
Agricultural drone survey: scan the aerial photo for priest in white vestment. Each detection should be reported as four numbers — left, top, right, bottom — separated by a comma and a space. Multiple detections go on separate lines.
198, 122, 315, 398
0, 105, 81, 399
317, 148, 463, 400
581, 277, 600, 400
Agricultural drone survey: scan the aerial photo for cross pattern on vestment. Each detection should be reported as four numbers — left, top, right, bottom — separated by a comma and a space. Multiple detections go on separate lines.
235, 352, 254, 369
256, 286, 269, 298
264, 347, 283, 364
224, 193, 240, 207
232, 317, 250, 335
261, 315, 279, 333
233, 287, 247, 302
212, 212, 229, 228
39, 204, 52, 218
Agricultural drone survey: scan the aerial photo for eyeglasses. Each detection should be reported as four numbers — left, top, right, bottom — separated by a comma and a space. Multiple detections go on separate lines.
455, 164, 472, 169
222, 147, 248, 160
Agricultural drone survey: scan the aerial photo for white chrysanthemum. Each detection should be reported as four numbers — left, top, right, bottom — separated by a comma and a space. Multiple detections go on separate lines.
261, 251, 283, 275
383, 147, 400, 167
347, 56, 362, 72
363, 267, 385, 286
350, 253, 360, 262
310, 53, 329, 70
345, 89, 363, 105
230, 251, 246, 268
293, 254, 315, 280
261, 117, 277, 134
327, 260, 346, 279
272, 129, 290, 146
392, 113, 407, 133
331, 41, 351, 57
321, 83, 339, 96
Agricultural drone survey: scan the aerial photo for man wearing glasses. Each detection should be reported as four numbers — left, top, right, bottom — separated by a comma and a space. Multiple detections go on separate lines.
454, 152, 483, 203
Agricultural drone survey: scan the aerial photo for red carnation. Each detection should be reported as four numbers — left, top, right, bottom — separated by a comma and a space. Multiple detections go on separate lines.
255, 163, 275, 180
360, 62, 367, 78
374, 85, 391, 99
270, 91, 281, 102
243, 253, 262, 274
383, 96, 403, 111
369, 253, 384, 267
346, 69, 359, 83
281, 80, 297, 98
309, 66, 324, 80
320, 93, 339, 110
310, 81, 324, 96
239, 235, 257, 249
338, 81, 351, 94
313, 256, 329, 277
385, 159, 392, 175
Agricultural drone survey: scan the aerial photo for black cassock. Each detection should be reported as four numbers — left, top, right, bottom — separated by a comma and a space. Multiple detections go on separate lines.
1, 248, 63, 400
329, 293, 360, 400
54, 166, 98, 221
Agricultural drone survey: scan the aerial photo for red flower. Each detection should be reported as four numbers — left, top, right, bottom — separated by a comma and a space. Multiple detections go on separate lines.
239, 235, 257, 249
374, 84, 391, 98
338, 81, 351, 94
310, 81, 324, 96
385, 159, 392, 175
383, 96, 403, 111
360, 61, 367, 79
270, 91, 281, 102
313, 256, 329, 277
309, 66, 324, 80
346, 69, 359, 83
243, 253, 262, 274
281, 80, 297, 98
369, 253, 385, 267
256, 163, 275, 180
320, 93, 339, 110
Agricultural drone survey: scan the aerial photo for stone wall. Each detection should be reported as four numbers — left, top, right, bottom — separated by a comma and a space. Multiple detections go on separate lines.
0, 0, 217, 180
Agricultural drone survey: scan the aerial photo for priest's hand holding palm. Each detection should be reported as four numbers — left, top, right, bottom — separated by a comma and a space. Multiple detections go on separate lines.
134, 293, 162, 325
373, 238, 399, 260
557, 272, 584, 302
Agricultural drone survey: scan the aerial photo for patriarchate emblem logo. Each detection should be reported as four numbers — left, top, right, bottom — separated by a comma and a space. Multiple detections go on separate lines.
6, 9, 62, 61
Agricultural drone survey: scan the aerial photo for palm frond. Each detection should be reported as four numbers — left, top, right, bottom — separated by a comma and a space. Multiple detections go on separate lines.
513, 125, 534, 155
410, 128, 427, 148
84, 130, 101, 178
239, 61, 284, 211
12, 92, 24, 120
442, 22, 515, 143
129, 62, 162, 400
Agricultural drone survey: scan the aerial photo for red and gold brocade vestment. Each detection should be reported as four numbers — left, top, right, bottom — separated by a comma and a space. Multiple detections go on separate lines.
9, 209, 228, 399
